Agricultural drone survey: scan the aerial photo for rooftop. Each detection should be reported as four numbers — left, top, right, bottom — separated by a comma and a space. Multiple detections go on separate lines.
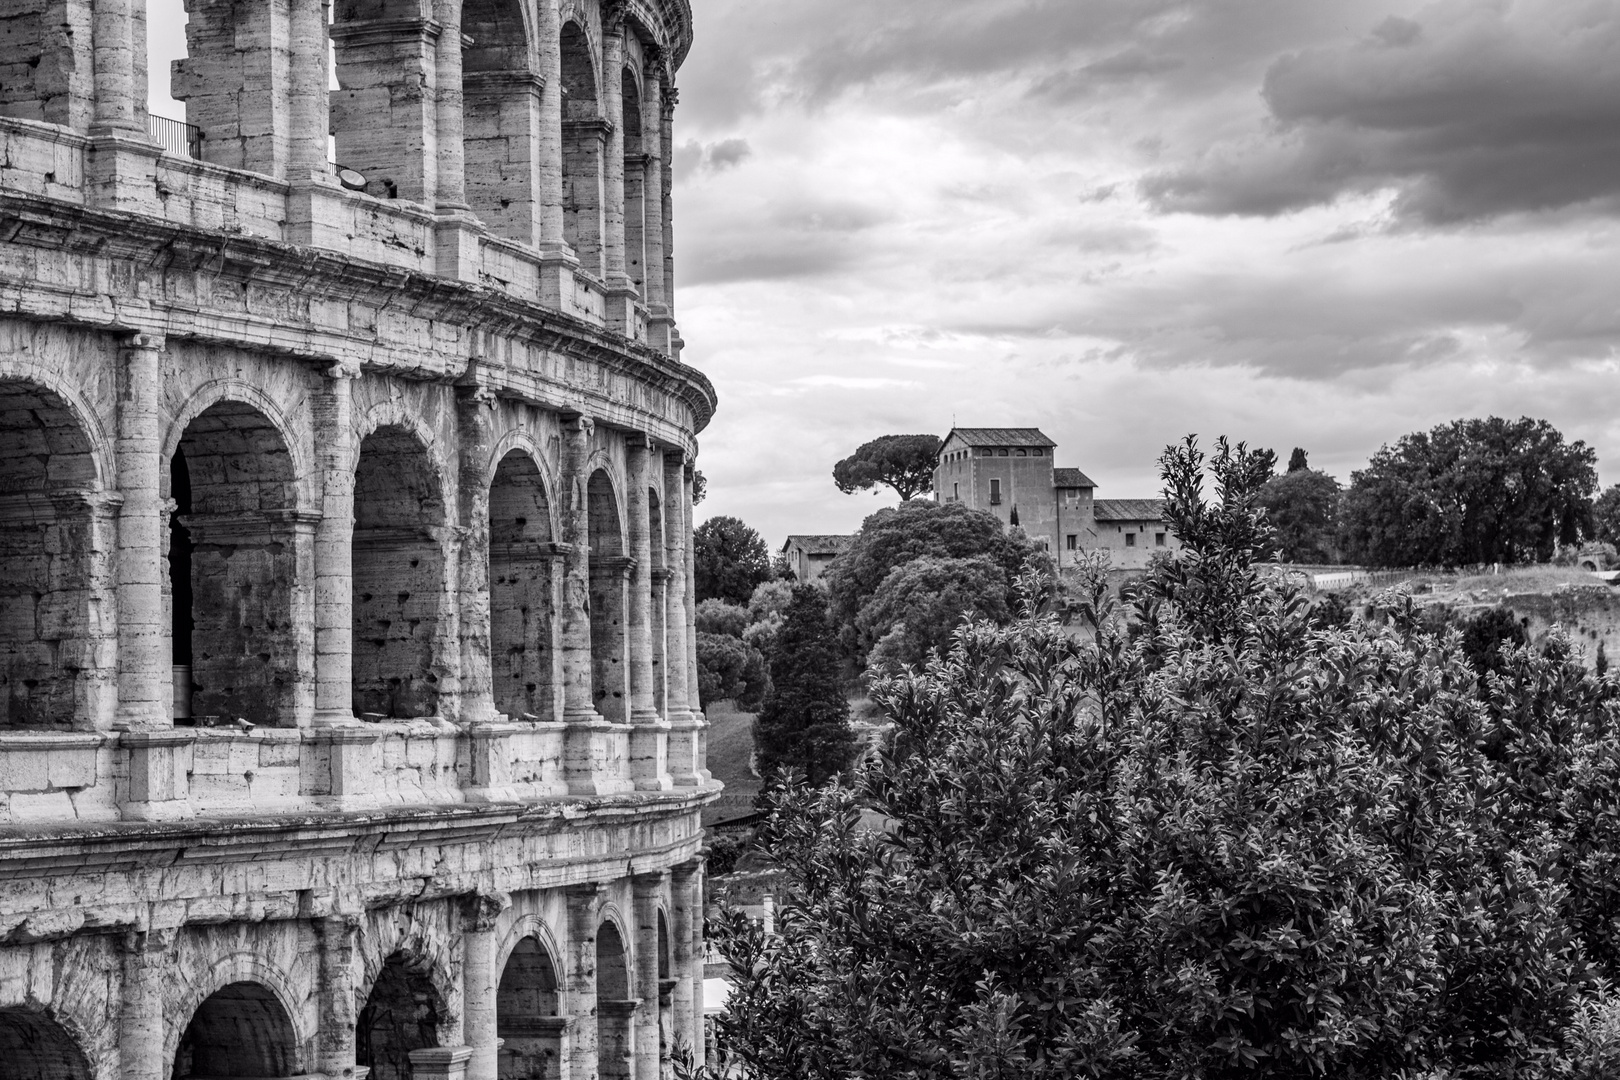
783, 534, 856, 554
1054, 467, 1097, 488
942, 427, 1057, 448
1094, 498, 1170, 522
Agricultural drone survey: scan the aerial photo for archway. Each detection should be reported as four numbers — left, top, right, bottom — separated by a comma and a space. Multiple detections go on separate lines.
489, 451, 558, 722
170, 400, 303, 726
496, 936, 564, 1080
357, 951, 445, 1080
171, 981, 299, 1078
657, 910, 673, 1071
621, 67, 646, 296
352, 426, 446, 719
560, 20, 604, 275
462, 0, 541, 244
588, 469, 627, 724
596, 919, 633, 1080
0, 1007, 92, 1079
0, 378, 104, 729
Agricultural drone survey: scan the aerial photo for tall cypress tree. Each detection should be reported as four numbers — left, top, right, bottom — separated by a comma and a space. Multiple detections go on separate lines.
753, 586, 855, 787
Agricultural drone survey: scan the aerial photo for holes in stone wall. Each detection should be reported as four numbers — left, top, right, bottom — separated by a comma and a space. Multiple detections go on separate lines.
560, 20, 603, 276
0, 1008, 92, 1080
496, 936, 562, 1080
489, 451, 556, 722
622, 67, 645, 295
171, 981, 299, 1079
587, 469, 626, 724
357, 952, 445, 1080
352, 426, 445, 719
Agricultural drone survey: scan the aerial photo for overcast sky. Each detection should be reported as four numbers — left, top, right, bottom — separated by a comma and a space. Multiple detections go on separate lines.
147, 0, 1620, 547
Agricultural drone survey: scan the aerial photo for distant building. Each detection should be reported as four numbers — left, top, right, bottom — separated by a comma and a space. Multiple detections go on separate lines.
934, 426, 1176, 570
782, 534, 856, 583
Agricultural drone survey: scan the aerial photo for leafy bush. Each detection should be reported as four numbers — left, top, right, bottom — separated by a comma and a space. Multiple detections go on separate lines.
695, 632, 769, 711
753, 586, 855, 787
696, 598, 749, 638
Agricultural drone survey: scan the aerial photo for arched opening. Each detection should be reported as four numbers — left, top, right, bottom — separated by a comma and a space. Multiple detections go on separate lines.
656, 910, 673, 1068
621, 67, 645, 297
647, 487, 666, 716
169, 400, 304, 726
357, 952, 444, 1080
560, 20, 604, 275
352, 426, 446, 719
462, 0, 541, 244
0, 1007, 92, 1079
0, 379, 106, 730
489, 452, 558, 722
331, 0, 436, 201
587, 469, 627, 724
496, 936, 564, 1080
595, 919, 633, 1080
172, 981, 299, 1078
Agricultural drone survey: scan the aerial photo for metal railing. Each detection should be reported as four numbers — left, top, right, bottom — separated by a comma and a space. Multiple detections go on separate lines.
148, 113, 203, 159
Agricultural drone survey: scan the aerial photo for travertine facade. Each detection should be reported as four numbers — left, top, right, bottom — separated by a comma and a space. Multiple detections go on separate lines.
0, 0, 716, 1077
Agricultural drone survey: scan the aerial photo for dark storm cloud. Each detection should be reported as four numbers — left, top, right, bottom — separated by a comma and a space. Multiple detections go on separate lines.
1145, 0, 1620, 223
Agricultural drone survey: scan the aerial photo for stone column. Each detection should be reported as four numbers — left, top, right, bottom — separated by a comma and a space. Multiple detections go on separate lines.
535, 0, 565, 250
559, 415, 597, 725
463, 891, 511, 1080
92, 0, 141, 134
643, 64, 671, 353
632, 873, 666, 1080
662, 452, 699, 784
661, 87, 677, 324
434, 0, 467, 210
115, 334, 167, 731
457, 387, 499, 725
681, 462, 710, 784
119, 926, 174, 1080
689, 857, 707, 1070
602, 10, 627, 284
314, 909, 361, 1079
670, 861, 698, 1068
565, 884, 603, 1080
410, 1047, 474, 1080
313, 361, 359, 726
627, 439, 670, 790
288, 0, 332, 179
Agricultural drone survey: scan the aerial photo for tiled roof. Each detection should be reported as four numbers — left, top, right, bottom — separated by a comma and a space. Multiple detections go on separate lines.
1094, 498, 1169, 522
782, 534, 856, 554
942, 427, 1057, 448
1053, 467, 1096, 488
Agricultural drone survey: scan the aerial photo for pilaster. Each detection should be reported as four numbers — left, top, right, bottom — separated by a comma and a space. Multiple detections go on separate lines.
565, 883, 605, 1080
632, 871, 668, 1080
119, 925, 177, 1080
670, 860, 700, 1067
115, 333, 167, 732
627, 439, 671, 790
313, 360, 359, 726
463, 890, 511, 1080
457, 385, 500, 726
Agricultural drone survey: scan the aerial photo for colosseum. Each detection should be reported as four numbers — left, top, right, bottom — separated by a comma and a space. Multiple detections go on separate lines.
0, 0, 718, 1075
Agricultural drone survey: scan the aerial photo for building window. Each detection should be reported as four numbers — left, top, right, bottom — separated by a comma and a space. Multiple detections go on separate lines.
953, 482, 959, 500
1066, 534, 1077, 550
1016, 449, 1027, 457
989, 478, 1002, 505
1033, 448, 1044, 456
1155, 532, 1166, 547
1125, 532, 1136, 547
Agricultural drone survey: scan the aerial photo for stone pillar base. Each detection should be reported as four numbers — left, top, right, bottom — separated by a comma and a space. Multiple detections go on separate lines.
666, 716, 711, 788
436, 211, 484, 283
409, 1045, 474, 1080
300, 727, 382, 810
563, 719, 636, 797
537, 247, 580, 310
86, 134, 165, 215
604, 278, 641, 339
119, 730, 196, 821
647, 311, 676, 355
287, 178, 352, 250
628, 716, 672, 791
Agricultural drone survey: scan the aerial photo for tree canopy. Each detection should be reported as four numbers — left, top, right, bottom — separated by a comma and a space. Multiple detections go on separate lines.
694, 515, 772, 604
1256, 467, 1341, 563
752, 585, 856, 786
1340, 416, 1597, 567
1593, 483, 1620, 547
702, 434, 1620, 1080
833, 434, 943, 502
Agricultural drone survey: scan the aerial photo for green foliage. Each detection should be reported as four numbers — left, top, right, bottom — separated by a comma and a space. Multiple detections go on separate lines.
692, 469, 707, 505
695, 632, 769, 711
702, 433, 1620, 1080
1593, 484, 1620, 547
1340, 416, 1597, 567
1460, 605, 1528, 678
859, 554, 1010, 671
1287, 446, 1309, 473
828, 499, 1047, 670
695, 515, 772, 604
753, 586, 855, 787
696, 598, 749, 638
1257, 467, 1341, 563
833, 434, 943, 502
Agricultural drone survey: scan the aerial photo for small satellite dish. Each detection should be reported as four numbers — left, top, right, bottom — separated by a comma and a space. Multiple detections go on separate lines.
338, 167, 367, 191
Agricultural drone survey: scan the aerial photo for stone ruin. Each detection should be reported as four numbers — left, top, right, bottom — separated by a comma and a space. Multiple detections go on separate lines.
0, 0, 718, 1075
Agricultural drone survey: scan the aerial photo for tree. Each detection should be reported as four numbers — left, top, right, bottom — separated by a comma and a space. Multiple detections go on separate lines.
752, 586, 856, 787
1256, 467, 1341, 563
826, 500, 1046, 668
700, 434, 1620, 1080
1287, 446, 1309, 473
833, 434, 942, 502
692, 469, 707, 505
694, 516, 771, 604
858, 555, 1009, 671
695, 632, 769, 711
1340, 416, 1597, 567
1593, 484, 1620, 546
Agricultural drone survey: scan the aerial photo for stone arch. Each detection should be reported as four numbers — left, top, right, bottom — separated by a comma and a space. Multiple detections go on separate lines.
161, 380, 313, 512
588, 467, 628, 723
166, 952, 311, 1078
0, 374, 113, 729
560, 17, 605, 274
621, 63, 647, 296
595, 913, 633, 1080
0, 357, 113, 488
0, 1006, 93, 1080
490, 448, 560, 722
168, 395, 309, 726
356, 950, 451, 1080
351, 420, 450, 719
486, 428, 562, 535
495, 930, 564, 1080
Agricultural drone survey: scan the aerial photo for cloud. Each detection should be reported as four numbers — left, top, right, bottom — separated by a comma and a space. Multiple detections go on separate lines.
672, 138, 754, 180
1144, 0, 1620, 222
